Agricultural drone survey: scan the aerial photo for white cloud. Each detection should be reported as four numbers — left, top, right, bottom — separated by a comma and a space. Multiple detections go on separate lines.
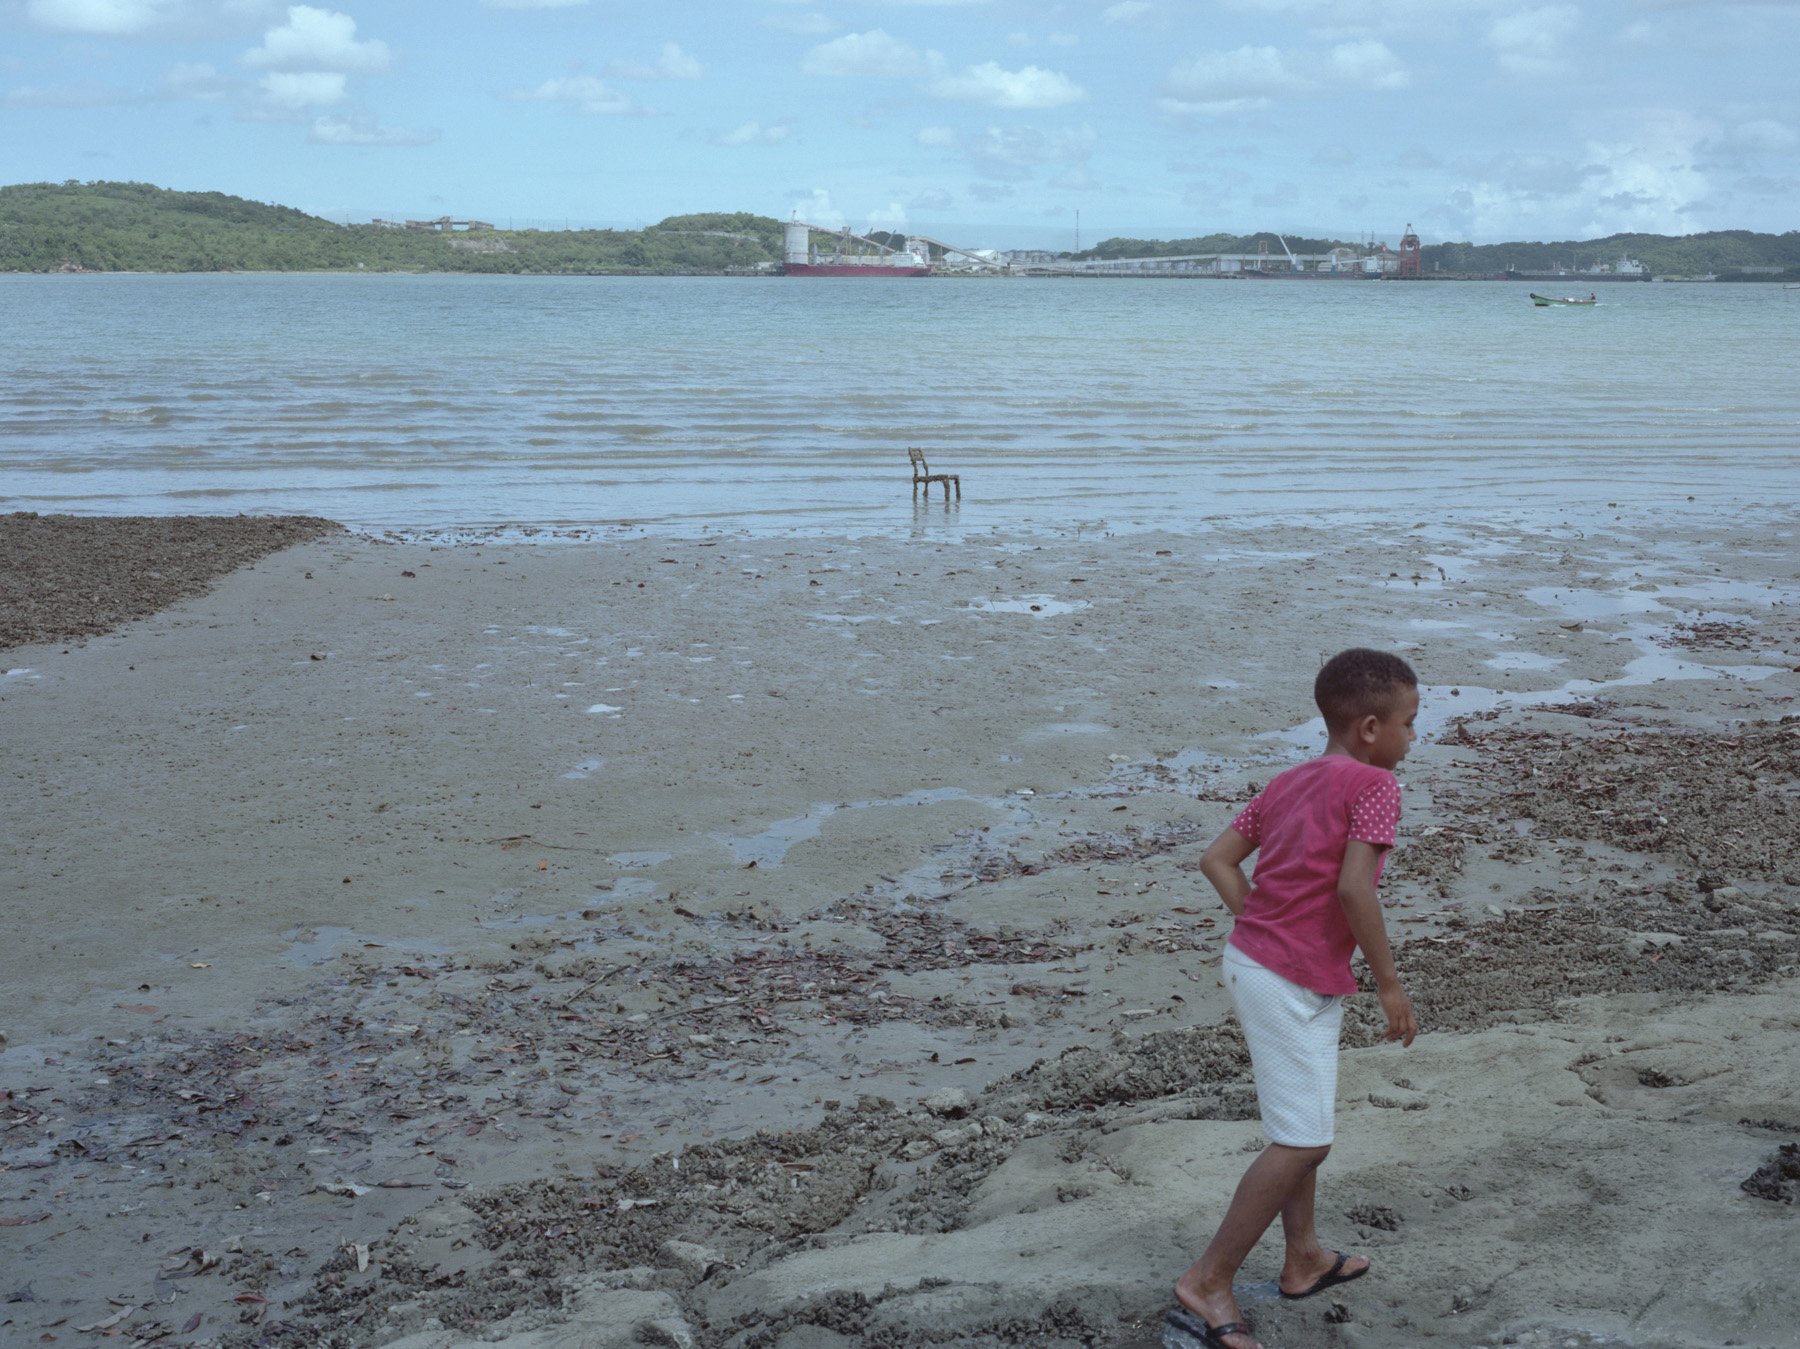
4, 79, 140, 107
1167, 46, 1305, 104
1161, 37, 1405, 117
24, 0, 178, 36
160, 61, 233, 101
244, 6, 389, 74
714, 120, 790, 145
916, 124, 957, 146
509, 74, 639, 115
605, 43, 701, 81
929, 62, 1085, 110
1433, 115, 1710, 240
1328, 39, 1407, 90
866, 201, 908, 231
259, 70, 346, 107
1486, 5, 1579, 79
1579, 120, 1710, 234
966, 122, 1097, 178
310, 112, 438, 145
1734, 173, 1800, 198
1716, 118, 1798, 155
1157, 95, 1271, 118
1102, 1, 1152, 23
788, 188, 844, 229
802, 29, 934, 78
763, 12, 836, 36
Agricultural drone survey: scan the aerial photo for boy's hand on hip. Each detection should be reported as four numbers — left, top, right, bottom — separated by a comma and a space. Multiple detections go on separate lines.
1379, 985, 1418, 1047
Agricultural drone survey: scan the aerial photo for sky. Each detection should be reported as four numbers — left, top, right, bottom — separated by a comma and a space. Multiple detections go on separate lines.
2, 0, 1796, 251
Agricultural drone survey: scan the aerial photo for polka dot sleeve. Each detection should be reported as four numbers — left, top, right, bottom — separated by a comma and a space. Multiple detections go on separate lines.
1347, 776, 1402, 848
1230, 795, 1264, 846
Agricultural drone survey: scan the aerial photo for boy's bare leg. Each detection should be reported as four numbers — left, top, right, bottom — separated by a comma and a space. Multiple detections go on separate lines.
1276, 1168, 1370, 1294
1174, 1142, 1330, 1349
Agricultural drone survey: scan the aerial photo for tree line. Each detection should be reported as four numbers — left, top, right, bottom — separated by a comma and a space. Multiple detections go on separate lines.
4, 181, 1797, 280
0, 182, 782, 274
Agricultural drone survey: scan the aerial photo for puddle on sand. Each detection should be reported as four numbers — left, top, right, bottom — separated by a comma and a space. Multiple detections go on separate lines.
609, 851, 672, 868
1522, 586, 1669, 621
590, 877, 658, 902
1525, 576, 1796, 625
561, 757, 604, 780
965, 595, 1091, 617
1072, 746, 1244, 796
1486, 651, 1565, 672
714, 786, 1009, 868
477, 882, 654, 923
1264, 639, 1789, 753
1023, 721, 1113, 740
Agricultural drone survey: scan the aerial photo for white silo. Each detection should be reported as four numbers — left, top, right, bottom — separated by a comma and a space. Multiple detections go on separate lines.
784, 220, 810, 266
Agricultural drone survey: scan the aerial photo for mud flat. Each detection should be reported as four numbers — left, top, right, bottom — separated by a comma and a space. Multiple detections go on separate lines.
2, 511, 1797, 1348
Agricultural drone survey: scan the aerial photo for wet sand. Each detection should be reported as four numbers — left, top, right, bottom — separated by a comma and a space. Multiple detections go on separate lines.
2, 511, 1797, 1348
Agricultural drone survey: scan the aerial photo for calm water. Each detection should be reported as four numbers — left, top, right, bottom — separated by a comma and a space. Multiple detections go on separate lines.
2, 273, 1795, 535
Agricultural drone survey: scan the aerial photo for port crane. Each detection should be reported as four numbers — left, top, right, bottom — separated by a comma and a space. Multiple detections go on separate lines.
789, 222, 912, 257
787, 219, 999, 270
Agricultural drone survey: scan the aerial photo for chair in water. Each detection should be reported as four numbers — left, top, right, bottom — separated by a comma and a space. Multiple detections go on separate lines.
908, 447, 961, 501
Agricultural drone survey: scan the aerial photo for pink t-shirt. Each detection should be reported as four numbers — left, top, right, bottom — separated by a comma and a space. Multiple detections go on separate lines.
1224, 755, 1402, 996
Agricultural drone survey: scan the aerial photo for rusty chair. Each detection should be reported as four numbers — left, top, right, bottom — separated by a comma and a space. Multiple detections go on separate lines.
908, 447, 961, 501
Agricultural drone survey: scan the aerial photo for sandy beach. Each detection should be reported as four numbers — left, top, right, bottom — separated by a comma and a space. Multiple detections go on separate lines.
2, 510, 1797, 1348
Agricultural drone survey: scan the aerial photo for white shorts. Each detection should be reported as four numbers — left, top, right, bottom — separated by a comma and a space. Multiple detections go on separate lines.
1223, 944, 1345, 1147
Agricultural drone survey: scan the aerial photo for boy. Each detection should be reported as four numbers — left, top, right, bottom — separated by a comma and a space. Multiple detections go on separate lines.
1166, 649, 1421, 1349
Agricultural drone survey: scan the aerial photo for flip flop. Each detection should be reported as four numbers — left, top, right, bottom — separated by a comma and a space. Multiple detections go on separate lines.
1163, 1304, 1257, 1349
1278, 1248, 1368, 1300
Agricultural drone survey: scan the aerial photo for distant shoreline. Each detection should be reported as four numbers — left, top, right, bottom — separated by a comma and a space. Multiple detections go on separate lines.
6, 266, 1788, 282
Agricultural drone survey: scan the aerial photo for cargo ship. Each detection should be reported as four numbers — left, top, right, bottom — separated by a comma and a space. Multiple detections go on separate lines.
1505, 255, 1652, 283
782, 219, 932, 277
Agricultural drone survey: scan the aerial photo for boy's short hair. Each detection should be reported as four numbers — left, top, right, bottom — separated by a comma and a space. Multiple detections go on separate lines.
1314, 648, 1418, 730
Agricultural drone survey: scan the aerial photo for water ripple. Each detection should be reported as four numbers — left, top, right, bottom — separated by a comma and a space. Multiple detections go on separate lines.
2, 273, 1796, 530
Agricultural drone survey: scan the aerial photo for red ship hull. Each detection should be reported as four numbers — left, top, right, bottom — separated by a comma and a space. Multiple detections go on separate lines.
782, 262, 933, 277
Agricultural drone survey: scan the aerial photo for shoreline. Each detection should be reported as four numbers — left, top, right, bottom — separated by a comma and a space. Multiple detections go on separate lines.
6, 268, 1793, 283
2, 514, 1796, 1347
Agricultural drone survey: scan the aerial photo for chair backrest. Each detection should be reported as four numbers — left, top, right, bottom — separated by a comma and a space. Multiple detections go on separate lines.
908, 447, 929, 476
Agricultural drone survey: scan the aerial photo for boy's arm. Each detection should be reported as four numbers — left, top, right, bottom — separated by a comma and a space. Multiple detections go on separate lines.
1337, 841, 1418, 1046
1199, 828, 1255, 917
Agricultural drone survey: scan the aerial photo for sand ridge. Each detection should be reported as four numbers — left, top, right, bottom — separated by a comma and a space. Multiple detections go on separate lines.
1, 513, 1796, 1347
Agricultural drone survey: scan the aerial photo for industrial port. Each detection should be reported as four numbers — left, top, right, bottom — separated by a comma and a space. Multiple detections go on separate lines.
780, 218, 1654, 281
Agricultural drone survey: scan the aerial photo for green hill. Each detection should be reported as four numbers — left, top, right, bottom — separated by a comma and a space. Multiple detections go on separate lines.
1425, 230, 1800, 279
1078, 228, 1800, 280
0, 181, 782, 274
5, 181, 1797, 278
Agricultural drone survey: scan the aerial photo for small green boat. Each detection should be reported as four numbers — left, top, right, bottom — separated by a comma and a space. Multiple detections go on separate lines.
1531, 292, 1597, 306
